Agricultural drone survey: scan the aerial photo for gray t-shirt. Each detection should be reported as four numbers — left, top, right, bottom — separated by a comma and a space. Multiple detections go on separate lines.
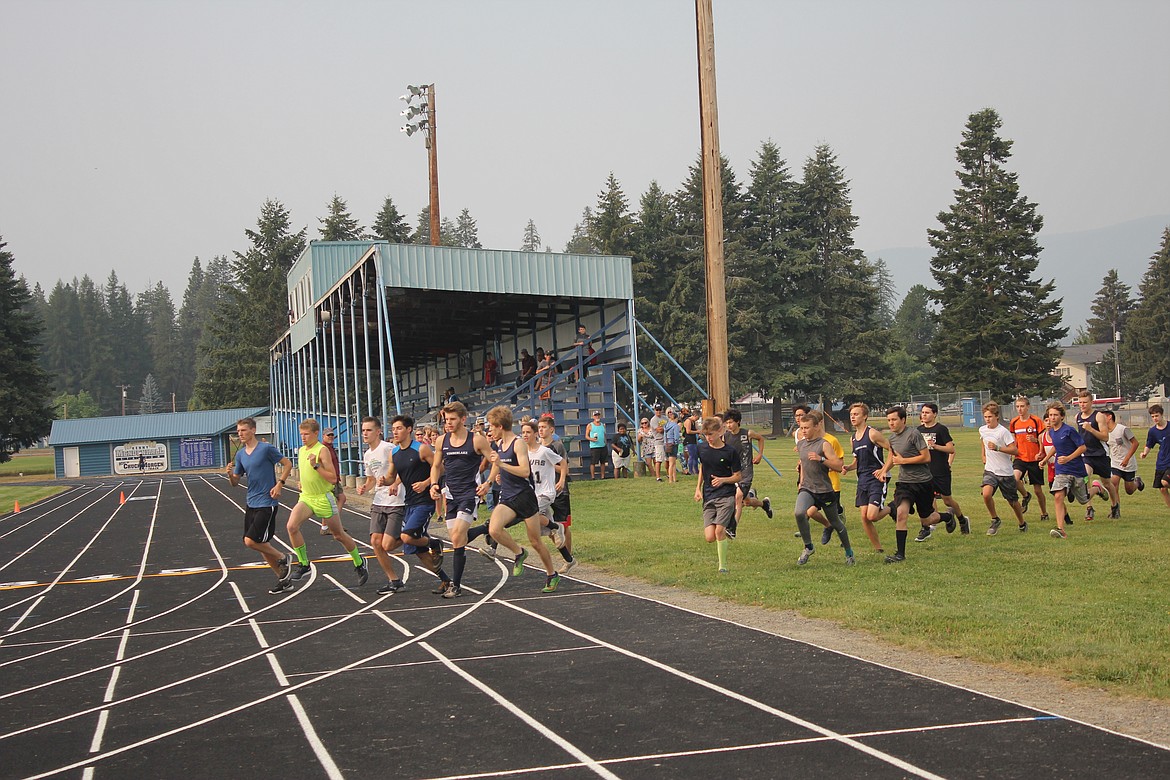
886, 427, 932, 483
650, 414, 667, 444
723, 428, 754, 482
797, 436, 834, 494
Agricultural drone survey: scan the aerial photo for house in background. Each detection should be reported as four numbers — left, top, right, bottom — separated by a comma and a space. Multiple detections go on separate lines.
1054, 343, 1113, 400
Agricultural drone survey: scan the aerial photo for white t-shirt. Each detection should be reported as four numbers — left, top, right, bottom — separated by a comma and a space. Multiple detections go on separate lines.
1107, 423, 1137, 472
527, 443, 563, 503
979, 423, 1016, 477
364, 440, 404, 507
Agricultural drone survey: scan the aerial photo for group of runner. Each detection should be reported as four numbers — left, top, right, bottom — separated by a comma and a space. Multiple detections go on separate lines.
229, 402, 579, 596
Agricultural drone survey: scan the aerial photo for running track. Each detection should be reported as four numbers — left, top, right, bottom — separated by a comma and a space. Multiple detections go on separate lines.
1, 476, 1168, 779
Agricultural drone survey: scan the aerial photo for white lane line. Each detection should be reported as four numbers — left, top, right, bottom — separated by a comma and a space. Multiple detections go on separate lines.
102, 667, 121, 702
266, 655, 289, 686
285, 642, 605, 679
498, 599, 948, 780
248, 619, 269, 649
417, 640, 621, 780
287, 694, 345, 780
88, 710, 109, 753
229, 581, 250, 613
6, 596, 44, 632
322, 573, 367, 604
18, 564, 511, 780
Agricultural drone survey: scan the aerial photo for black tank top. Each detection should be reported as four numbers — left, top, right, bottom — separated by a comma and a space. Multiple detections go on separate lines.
1075, 411, 1106, 457
852, 426, 885, 479
493, 437, 536, 502
441, 431, 482, 495
391, 441, 434, 508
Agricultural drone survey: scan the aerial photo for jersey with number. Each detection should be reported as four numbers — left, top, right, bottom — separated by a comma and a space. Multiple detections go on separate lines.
527, 443, 563, 503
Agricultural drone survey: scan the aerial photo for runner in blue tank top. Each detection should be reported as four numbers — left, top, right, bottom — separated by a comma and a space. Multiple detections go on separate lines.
483, 405, 560, 593
428, 401, 496, 598
842, 402, 891, 554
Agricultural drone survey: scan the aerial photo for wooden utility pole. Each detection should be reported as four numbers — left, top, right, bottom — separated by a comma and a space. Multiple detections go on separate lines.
426, 84, 441, 246
695, 0, 730, 413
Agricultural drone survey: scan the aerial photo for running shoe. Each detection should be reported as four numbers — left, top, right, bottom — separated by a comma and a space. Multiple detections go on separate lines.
377, 580, 403, 595
558, 558, 578, 575
958, 514, 971, 535
1085, 505, 1095, 522
1050, 528, 1067, 539
747, 487, 758, 500
355, 562, 369, 587
914, 526, 933, 542
1091, 480, 1106, 500
718, 568, 729, 574
277, 553, 293, 584
269, 580, 293, 594
1021, 491, 1031, 513
542, 573, 561, 593
290, 562, 311, 581
1018, 522, 1028, 533
844, 554, 855, 566
944, 513, 957, 534
551, 522, 566, 549
431, 580, 452, 595
884, 552, 906, 564
986, 518, 1001, 536
442, 585, 463, 599
512, 548, 528, 576
762, 497, 773, 519
1136, 476, 1145, 492
319, 522, 331, 536
725, 517, 737, 539
487, 536, 499, 556
1039, 514, 1050, 522
821, 526, 833, 545
1109, 504, 1120, 520
797, 547, 815, 565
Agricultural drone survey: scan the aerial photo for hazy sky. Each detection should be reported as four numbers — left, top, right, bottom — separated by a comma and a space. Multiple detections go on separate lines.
3, 0, 1168, 305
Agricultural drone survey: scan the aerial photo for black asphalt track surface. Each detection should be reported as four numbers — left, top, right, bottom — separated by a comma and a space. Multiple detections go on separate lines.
2, 475, 1169, 779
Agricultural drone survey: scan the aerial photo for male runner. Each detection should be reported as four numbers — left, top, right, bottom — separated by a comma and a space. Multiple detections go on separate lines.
979, 402, 1027, 535
794, 410, 853, 566
483, 406, 560, 593
1043, 402, 1089, 538
843, 403, 890, 553
287, 419, 368, 585
876, 407, 957, 563
427, 402, 490, 598
540, 414, 578, 572
917, 402, 970, 538
1009, 397, 1049, 523
1140, 404, 1170, 510
1075, 390, 1115, 519
820, 418, 848, 545
355, 416, 406, 595
318, 427, 347, 535
721, 408, 773, 539
228, 417, 294, 594
695, 416, 742, 574
1103, 410, 1142, 512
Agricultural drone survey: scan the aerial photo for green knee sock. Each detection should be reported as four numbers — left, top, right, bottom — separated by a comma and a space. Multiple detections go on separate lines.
717, 539, 728, 570
349, 546, 364, 567
295, 544, 309, 565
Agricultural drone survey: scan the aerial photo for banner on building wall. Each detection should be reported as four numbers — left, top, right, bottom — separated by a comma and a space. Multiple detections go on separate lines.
113, 441, 169, 475
179, 437, 215, 469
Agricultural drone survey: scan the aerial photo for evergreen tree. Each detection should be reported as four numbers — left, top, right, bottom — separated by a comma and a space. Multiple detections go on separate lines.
1084, 269, 1135, 344
105, 271, 148, 404
318, 194, 364, 241
42, 280, 84, 395
628, 181, 676, 397
0, 236, 54, 462
590, 173, 634, 255
137, 282, 180, 404
139, 373, 162, 414
413, 207, 456, 245
928, 108, 1065, 399
452, 208, 482, 248
520, 219, 542, 251
194, 200, 306, 408
76, 275, 117, 413
370, 196, 412, 243
1121, 228, 1170, 394
887, 285, 938, 398
564, 207, 600, 254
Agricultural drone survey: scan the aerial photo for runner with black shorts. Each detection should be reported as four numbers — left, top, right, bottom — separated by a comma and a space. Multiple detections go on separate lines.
1075, 391, 1115, 519
1009, 397, 1049, 522
428, 402, 492, 598
877, 407, 956, 563
917, 403, 970, 536
721, 409, 772, 539
695, 416, 742, 574
1140, 404, 1170, 510
228, 417, 294, 594
539, 415, 577, 572
357, 416, 406, 595
484, 406, 560, 592
843, 403, 890, 553
794, 410, 853, 566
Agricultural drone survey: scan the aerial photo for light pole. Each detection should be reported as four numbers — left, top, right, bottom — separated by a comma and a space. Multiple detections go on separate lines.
1113, 322, 1122, 400
400, 84, 440, 246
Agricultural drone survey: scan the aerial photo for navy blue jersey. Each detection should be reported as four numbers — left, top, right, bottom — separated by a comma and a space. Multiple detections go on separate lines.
851, 426, 885, 480
441, 430, 482, 496
391, 441, 434, 508
493, 437, 537, 502
1075, 411, 1106, 457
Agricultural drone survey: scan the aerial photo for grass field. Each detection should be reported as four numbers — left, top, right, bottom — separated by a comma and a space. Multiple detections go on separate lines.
0, 451, 54, 477
0, 485, 66, 512
568, 426, 1170, 701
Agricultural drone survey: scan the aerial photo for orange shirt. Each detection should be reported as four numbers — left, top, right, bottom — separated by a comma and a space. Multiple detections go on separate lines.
1010, 414, 1044, 462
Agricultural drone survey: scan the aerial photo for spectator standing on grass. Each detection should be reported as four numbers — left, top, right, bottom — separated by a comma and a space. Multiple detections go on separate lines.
916, 403, 970, 538
1042, 402, 1089, 539
694, 416, 742, 575
586, 410, 608, 480
664, 409, 682, 483
636, 417, 654, 477
227, 417, 294, 594
650, 403, 668, 481
1140, 404, 1170, 510
1009, 397, 1050, 525
1103, 410, 1142, 508
682, 407, 700, 476
979, 402, 1027, 535
793, 410, 852, 566
610, 422, 633, 479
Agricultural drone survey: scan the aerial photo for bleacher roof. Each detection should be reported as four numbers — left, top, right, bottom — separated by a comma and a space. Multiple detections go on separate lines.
50, 407, 269, 447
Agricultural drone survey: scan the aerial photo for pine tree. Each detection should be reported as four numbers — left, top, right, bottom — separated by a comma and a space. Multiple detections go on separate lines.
77, 276, 117, 413
1121, 228, 1170, 394
452, 208, 482, 248
0, 236, 54, 462
520, 219, 542, 251
139, 373, 162, 414
370, 196, 412, 243
1084, 269, 1135, 344
590, 173, 634, 255
318, 194, 364, 241
887, 285, 938, 398
564, 207, 600, 254
928, 109, 1066, 399
137, 282, 180, 405
42, 280, 84, 396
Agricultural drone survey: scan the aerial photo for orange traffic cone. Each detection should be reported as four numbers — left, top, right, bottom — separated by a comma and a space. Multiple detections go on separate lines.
119, 491, 126, 505
12, 501, 19, 513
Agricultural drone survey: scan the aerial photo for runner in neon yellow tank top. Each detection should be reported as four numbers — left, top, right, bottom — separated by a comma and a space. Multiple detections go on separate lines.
286, 418, 368, 585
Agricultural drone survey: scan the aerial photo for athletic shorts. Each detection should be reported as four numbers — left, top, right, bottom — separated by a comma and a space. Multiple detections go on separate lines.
370, 504, 404, 537
1084, 455, 1111, 480
891, 481, 936, 518
1156, 469, 1170, 489
981, 472, 1019, 502
856, 477, 887, 508
445, 491, 479, 524
590, 447, 607, 466
930, 472, 952, 498
243, 506, 279, 544
799, 489, 837, 513
402, 503, 433, 538
736, 478, 753, 496
551, 491, 572, 526
299, 492, 337, 520
1013, 459, 1044, 485
1111, 467, 1136, 483
1051, 474, 1090, 504
702, 496, 736, 527
536, 493, 555, 519
611, 451, 632, 470
500, 489, 540, 521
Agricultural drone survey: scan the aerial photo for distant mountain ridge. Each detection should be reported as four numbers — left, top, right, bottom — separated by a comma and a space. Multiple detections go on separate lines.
867, 215, 1169, 338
